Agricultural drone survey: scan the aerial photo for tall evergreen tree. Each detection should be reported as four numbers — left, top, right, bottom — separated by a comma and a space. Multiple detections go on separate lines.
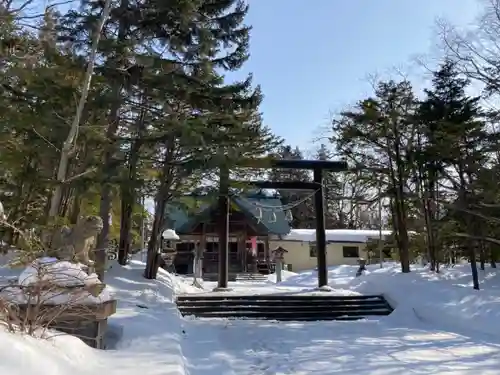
58, 0, 280, 277
417, 60, 487, 287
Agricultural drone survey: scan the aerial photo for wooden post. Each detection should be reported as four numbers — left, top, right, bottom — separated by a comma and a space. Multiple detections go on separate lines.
313, 167, 328, 288
193, 224, 206, 284
272, 246, 288, 283
200, 223, 206, 276
237, 233, 246, 273
265, 236, 270, 269
216, 167, 230, 290
243, 234, 248, 272
276, 261, 283, 282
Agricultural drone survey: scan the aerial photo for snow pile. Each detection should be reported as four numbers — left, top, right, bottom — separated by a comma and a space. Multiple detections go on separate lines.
0, 254, 198, 375
102, 257, 198, 374
282, 262, 500, 337
352, 263, 500, 338
0, 329, 97, 375
282, 229, 393, 242
2, 257, 112, 304
19, 258, 93, 286
279, 264, 357, 289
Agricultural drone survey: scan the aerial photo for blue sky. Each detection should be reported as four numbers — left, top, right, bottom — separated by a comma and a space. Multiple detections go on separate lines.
226, 0, 481, 153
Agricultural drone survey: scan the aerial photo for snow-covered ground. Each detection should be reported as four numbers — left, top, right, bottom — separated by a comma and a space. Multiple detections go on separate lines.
2, 256, 500, 374
278, 262, 500, 338
0, 257, 198, 375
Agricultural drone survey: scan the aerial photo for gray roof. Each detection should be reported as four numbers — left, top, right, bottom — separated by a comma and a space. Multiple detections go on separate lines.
164, 193, 291, 236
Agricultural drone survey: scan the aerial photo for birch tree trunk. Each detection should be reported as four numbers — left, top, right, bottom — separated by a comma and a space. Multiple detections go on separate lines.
47, 0, 113, 219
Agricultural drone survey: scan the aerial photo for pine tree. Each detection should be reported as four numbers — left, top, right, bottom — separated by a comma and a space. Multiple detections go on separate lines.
417, 60, 487, 287
58, 0, 281, 277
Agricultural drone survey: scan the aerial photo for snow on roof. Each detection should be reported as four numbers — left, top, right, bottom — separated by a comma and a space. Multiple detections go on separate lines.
282, 229, 393, 243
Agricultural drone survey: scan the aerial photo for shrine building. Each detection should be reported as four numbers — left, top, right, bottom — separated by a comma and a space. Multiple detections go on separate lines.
163, 191, 392, 276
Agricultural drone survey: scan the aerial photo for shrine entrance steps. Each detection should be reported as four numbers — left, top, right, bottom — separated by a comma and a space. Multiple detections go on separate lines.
201, 273, 268, 282
234, 273, 268, 282
176, 294, 393, 321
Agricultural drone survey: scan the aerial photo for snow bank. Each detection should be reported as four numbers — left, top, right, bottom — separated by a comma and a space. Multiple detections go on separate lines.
0, 329, 98, 375
282, 229, 393, 242
351, 263, 500, 338
103, 257, 199, 375
283, 262, 500, 337
0, 254, 197, 375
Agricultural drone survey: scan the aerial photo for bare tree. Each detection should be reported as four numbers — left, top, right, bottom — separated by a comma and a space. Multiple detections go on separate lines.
438, 0, 500, 96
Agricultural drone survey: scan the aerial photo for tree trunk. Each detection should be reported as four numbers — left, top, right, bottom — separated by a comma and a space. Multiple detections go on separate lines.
423, 195, 436, 271
469, 240, 480, 290
490, 244, 497, 268
69, 190, 82, 224
388, 184, 410, 273
479, 242, 486, 271
96, 184, 112, 280
117, 93, 147, 265
60, 187, 73, 218
95, 0, 129, 279
118, 184, 134, 265
47, 0, 112, 219
118, 146, 142, 265
460, 186, 479, 290
144, 145, 175, 279
385, 125, 410, 273
144, 192, 167, 279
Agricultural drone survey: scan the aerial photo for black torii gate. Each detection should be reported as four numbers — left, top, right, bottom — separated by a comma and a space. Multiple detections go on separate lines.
215, 158, 348, 290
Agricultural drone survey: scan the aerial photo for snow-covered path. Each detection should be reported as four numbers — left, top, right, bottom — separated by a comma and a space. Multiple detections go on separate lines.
182, 317, 500, 375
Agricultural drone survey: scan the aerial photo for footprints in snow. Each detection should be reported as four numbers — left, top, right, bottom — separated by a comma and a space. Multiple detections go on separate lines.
247, 338, 297, 374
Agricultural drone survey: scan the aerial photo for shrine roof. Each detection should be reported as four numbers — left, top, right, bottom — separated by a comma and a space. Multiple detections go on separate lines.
163, 192, 291, 236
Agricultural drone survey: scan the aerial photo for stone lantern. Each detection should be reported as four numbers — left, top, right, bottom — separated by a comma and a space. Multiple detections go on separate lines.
272, 246, 288, 283
160, 228, 180, 270
356, 257, 367, 277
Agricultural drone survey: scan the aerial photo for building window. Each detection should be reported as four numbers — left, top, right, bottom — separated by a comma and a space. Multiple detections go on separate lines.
309, 243, 317, 257
342, 246, 359, 258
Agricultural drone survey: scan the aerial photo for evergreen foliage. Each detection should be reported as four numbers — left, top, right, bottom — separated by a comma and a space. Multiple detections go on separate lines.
0, 0, 280, 277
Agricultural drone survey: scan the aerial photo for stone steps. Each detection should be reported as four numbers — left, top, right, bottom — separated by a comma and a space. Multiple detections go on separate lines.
234, 273, 268, 282
201, 273, 268, 282
176, 294, 393, 321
